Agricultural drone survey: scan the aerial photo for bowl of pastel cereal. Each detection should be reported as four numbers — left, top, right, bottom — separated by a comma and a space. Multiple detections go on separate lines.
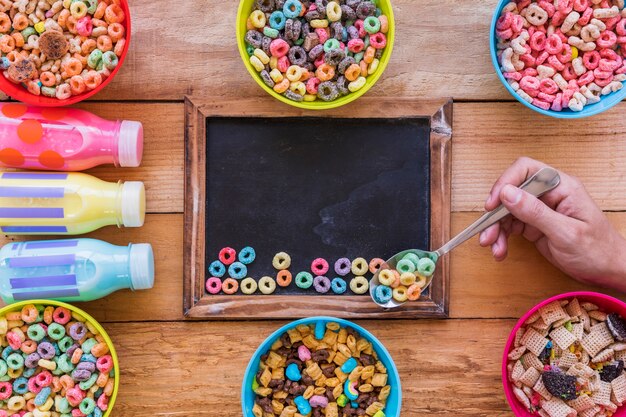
0, 0, 131, 106
490, 0, 626, 118
0, 300, 119, 416
237, 0, 395, 110
503, 291, 626, 417
242, 316, 401, 417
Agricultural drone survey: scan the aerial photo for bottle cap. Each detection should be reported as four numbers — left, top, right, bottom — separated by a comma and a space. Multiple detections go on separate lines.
118, 120, 144, 167
129, 243, 154, 290
121, 181, 145, 227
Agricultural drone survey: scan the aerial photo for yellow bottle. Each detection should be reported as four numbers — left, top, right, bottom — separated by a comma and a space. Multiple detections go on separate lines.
0, 172, 145, 235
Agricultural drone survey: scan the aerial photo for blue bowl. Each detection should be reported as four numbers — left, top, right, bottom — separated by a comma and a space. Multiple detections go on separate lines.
489, 0, 626, 118
241, 316, 402, 417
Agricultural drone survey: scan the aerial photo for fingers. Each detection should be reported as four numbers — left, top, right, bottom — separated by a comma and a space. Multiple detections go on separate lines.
485, 157, 548, 211
492, 229, 509, 261
500, 184, 577, 241
479, 223, 499, 247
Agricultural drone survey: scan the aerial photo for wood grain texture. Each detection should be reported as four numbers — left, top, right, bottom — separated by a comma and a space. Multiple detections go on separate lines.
107, 319, 514, 416
90, 0, 506, 102
184, 98, 451, 318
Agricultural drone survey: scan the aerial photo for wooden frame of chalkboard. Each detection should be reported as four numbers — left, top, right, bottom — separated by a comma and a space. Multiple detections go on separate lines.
183, 97, 452, 319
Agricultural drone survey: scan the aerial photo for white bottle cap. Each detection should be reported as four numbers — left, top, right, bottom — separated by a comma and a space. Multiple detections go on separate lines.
118, 120, 144, 167
121, 181, 145, 227
129, 243, 154, 290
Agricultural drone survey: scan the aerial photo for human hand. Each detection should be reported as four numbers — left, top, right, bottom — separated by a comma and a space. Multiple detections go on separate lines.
479, 157, 626, 292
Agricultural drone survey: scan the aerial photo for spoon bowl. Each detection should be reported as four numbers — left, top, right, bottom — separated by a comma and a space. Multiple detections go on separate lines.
370, 167, 561, 309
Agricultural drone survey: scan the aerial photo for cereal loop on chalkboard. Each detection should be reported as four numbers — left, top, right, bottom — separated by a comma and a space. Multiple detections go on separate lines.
296, 271, 314, 289
313, 276, 331, 293
259, 276, 277, 294
277, 270, 293, 287
219, 247, 237, 265
350, 276, 369, 295
206, 277, 222, 295
228, 262, 248, 280
368, 258, 384, 274
222, 278, 239, 295
241, 277, 258, 295
311, 258, 329, 276
334, 258, 351, 276
331, 277, 347, 294
238, 246, 257, 265
208, 260, 226, 278
351, 257, 368, 276
273, 252, 292, 270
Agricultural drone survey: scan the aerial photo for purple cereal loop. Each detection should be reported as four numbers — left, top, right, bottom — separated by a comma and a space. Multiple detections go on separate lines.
25, 353, 40, 368
69, 322, 86, 341
309, 395, 329, 408
71, 369, 91, 382
76, 362, 95, 372
334, 258, 351, 276
313, 276, 330, 293
37, 342, 55, 360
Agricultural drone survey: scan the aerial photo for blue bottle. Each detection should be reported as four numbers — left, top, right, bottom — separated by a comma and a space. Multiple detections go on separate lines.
0, 238, 154, 303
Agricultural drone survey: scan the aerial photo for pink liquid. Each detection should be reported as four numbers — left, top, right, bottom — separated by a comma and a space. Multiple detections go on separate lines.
0, 103, 142, 171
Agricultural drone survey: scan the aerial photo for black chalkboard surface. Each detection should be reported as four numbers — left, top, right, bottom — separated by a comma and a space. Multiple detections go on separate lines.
205, 117, 430, 296
183, 97, 451, 319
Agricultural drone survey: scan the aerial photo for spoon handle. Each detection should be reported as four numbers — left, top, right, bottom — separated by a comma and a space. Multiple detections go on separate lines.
434, 167, 561, 257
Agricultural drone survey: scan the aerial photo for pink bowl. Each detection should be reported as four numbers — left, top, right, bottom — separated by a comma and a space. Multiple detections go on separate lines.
502, 291, 626, 416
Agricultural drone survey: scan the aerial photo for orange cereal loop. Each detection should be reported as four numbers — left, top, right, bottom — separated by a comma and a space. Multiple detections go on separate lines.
73, 52, 88, 67
104, 4, 124, 24
63, 58, 82, 76
276, 270, 292, 287
96, 35, 112, 52
221, 277, 239, 294
66, 16, 77, 34
40, 71, 56, 87
2, 103, 27, 118
12, 13, 28, 31
20, 304, 38, 323
70, 75, 86, 94
345, 64, 361, 82
0, 34, 15, 53
83, 70, 102, 90
43, 306, 54, 324
17, 119, 43, 144
0, 148, 25, 166
81, 38, 96, 55
20, 340, 36, 354
41, 107, 68, 120
107, 22, 125, 41
39, 150, 65, 169
58, 9, 70, 28
407, 283, 422, 301
360, 60, 368, 77
113, 38, 125, 57
11, 32, 24, 48
246, 17, 254, 30
315, 63, 335, 82
0, 12, 10, 33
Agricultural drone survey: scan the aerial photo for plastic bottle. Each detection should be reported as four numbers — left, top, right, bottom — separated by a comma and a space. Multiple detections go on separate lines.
0, 171, 145, 235
0, 102, 143, 171
0, 238, 154, 303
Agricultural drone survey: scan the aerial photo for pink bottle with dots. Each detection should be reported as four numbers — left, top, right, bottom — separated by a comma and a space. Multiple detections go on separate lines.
0, 103, 143, 171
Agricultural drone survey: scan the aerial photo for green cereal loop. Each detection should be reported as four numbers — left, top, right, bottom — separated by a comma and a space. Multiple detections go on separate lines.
27, 324, 45, 342
354, 52, 364, 63
56, 397, 71, 414
0, 359, 6, 377
402, 252, 421, 267
102, 51, 118, 70
47, 323, 66, 340
417, 257, 436, 277
246, 44, 255, 55
95, 59, 104, 71
364, 16, 380, 34
87, 49, 103, 69
20, 27, 36, 41
324, 39, 341, 53
396, 259, 416, 274
42, 86, 57, 97
57, 354, 74, 373
375, 8, 382, 17
295, 271, 313, 289
81, 338, 98, 354
79, 397, 96, 415
263, 27, 279, 38
294, 38, 304, 46
6, 353, 23, 370
58, 336, 73, 353
0, 375, 9, 382
85, 0, 97, 14
79, 372, 98, 390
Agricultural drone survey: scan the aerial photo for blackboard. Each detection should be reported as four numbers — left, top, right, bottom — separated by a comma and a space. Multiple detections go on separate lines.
205, 117, 430, 296
184, 97, 452, 319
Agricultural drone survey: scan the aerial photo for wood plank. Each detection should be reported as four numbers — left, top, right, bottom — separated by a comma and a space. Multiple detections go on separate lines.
0, 211, 620, 322
90, 0, 507, 101
0, 214, 184, 322
106, 319, 514, 416
453, 102, 626, 212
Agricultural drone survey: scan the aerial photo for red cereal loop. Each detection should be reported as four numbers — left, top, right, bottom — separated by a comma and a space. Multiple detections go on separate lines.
311, 258, 329, 276
218, 247, 236, 265
52, 306, 72, 324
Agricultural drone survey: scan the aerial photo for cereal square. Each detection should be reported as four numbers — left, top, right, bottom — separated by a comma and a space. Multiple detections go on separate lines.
538, 301, 569, 325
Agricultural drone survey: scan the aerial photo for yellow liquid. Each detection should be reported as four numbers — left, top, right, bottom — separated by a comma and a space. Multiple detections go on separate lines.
0, 172, 123, 235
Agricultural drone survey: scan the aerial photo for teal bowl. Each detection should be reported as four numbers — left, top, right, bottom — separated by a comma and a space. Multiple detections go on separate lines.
490, 0, 626, 118
241, 316, 401, 416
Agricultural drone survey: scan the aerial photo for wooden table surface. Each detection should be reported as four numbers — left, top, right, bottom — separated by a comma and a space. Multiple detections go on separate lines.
2, 0, 626, 415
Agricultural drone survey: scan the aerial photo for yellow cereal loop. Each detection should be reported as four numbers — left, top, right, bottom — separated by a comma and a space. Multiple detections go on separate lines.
290, 81, 306, 95
259, 276, 277, 294
368, 58, 380, 74
272, 252, 291, 270
250, 55, 265, 72
311, 19, 329, 28
378, 269, 395, 286
348, 77, 367, 93
392, 286, 408, 302
286, 65, 303, 82
270, 68, 283, 83
254, 48, 270, 64
349, 276, 369, 294
241, 277, 258, 295
351, 258, 368, 276
250, 10, 266, 28
326, 2, 342, 22
34, 21, 45, 33
399, 272, 416, 286
304, 94, 317, 102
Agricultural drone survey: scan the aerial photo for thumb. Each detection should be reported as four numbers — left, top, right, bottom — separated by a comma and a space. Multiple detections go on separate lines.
499, 184, 569, 240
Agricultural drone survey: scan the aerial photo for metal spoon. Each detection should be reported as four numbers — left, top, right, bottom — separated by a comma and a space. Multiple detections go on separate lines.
369, 167, 561, 308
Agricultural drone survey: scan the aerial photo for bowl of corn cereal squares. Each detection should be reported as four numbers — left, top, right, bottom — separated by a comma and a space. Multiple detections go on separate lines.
0, 300, 119, 416
242, 316, 401, 417
0, 0, 131, 106
503, 291, 626, 417
237, 0, 395, 110
490, 0, 626, 118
